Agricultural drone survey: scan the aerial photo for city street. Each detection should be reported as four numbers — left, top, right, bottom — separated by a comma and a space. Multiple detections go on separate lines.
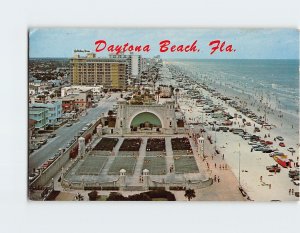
28, 93, 119, 172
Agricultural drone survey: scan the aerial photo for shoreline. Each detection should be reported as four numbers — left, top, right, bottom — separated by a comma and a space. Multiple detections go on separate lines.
167, 62, 299, 201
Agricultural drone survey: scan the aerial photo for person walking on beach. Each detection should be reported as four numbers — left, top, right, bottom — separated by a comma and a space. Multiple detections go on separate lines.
217, 176, 220, 183
292, 189, 294, 195
289, 189, 291, 195
260, 176, 263, 182
215, 163, 216, 168
214, 175, 217, 182
222, 154, 224, 160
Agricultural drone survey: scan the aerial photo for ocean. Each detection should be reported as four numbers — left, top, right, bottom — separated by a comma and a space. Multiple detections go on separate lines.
169, 59, 299, 116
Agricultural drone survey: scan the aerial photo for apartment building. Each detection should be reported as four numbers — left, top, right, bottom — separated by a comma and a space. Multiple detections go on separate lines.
70, 52, 127, 90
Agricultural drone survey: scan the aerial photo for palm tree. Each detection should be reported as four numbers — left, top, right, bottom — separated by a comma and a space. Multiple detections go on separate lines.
184, 188, 196, 201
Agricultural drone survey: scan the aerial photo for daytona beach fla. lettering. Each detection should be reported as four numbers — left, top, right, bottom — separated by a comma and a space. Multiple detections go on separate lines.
95, 39, 235, 55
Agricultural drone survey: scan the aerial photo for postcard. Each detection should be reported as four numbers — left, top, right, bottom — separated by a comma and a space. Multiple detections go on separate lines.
28, 28, 299, 201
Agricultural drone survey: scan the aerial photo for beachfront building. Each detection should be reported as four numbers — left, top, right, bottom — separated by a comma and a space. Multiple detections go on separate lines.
29, 107, 49, 129
109, 52, 142, 79
30, 100, 62, 125
70, 52, 127, 90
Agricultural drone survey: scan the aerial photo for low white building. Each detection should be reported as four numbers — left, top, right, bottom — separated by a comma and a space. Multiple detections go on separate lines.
61, 85, 103, 97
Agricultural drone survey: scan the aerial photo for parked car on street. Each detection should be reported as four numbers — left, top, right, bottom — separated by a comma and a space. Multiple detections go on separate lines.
66, 123, 73, 127
48, 133, 56, 138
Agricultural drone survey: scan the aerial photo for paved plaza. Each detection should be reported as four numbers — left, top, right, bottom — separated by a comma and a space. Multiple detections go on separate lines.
63, 135, 206, 186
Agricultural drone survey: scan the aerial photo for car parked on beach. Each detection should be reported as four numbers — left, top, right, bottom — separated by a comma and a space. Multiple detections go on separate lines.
262, 148, 274, 153
289, 170, 299, 178
270, 151, 284, 157
276, 136, 284, 141
248, 141, 258, 145
254, 146, 265, 151
269, 166, 281, 173
293, 180, 300, 186
288, 147, 296, 153
252, 144, 262, 149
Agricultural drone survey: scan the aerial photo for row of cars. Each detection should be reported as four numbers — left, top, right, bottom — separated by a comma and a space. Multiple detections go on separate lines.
228, 101, 266, 126
289, 169, 299, 186
29, 151, 61, 182
29, 122, 94, 183
29, 133, 57, 154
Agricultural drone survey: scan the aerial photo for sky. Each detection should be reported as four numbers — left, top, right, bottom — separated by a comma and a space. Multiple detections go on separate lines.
29, 28, 299, 59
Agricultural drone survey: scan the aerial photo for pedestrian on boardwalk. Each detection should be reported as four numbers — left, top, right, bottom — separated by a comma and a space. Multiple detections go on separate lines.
222, 164, 224, 170
217, 176, 220, 183
289, 189, 291, 195
214, 175, 217, 182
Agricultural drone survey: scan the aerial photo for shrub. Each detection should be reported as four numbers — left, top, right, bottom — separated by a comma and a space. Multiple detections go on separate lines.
88, 190, 98, 201
145, 190, 176, 201
107, 192, 127, 201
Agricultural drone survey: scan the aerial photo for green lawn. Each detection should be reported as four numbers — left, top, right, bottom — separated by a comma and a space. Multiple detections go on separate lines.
142, 157, 167, 175
174, 156, 199, 174
108, 157, 137, 175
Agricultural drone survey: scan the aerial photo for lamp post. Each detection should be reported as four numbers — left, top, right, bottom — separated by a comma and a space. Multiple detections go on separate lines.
238, 143, 241, 186
233, 146, 241, 187
214, 124, 217, 155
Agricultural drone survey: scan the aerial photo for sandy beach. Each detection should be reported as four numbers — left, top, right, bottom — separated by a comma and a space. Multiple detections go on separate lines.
166, 63, 299, 201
